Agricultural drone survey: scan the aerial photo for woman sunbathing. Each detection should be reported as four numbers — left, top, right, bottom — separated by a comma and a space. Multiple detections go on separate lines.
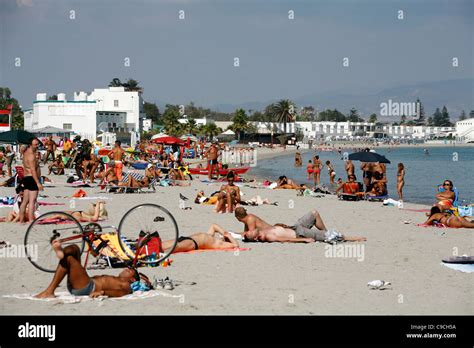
161, 223, 239, 253
50, 201, 108, 222
118, 175, 152, 189
423, 206, 474, 228
275, 176, 305, 190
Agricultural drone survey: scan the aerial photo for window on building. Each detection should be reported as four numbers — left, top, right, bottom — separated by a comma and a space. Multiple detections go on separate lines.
114, 100, 119, 107
63, 123, 72, 130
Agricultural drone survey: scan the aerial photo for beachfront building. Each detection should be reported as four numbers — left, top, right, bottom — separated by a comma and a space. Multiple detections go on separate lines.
455, 118, 474, 143
24, 87, 145, 146
293, 121, 455, 141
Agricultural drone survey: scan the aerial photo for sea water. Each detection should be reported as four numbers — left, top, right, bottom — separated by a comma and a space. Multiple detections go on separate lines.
251, 146, 474, 205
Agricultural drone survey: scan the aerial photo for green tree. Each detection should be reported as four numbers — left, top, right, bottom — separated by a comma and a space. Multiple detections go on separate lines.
48, 95, 58, 101
432, 108, 442, 126
229, 108, 250, 140
439, 106, 451, 126
369, 113, 377, 123
144, 102, 160, 123
469, 110, 474, 118
185, 118, 198, 135
271, 99, 296, 133
427, 116, 434, 126
400, 114, 407, 125
201, 123, 221, 138
108, 78, 123, 87
162, 104, 183, 136
249, 111, 265, 122
347, 107, 363, 122
0, 87, 23, 129
459, 110, 466, 121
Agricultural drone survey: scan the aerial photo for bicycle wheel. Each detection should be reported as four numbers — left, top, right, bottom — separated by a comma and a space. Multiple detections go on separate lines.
24, 211, 85, 273
118, 203, 179, 265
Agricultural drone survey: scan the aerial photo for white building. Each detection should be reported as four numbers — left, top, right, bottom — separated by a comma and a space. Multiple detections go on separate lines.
456, 118, 474, 143
24, 87, 145, 146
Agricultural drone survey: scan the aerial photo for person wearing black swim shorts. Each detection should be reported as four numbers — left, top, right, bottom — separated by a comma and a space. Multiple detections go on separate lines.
19, 137, 43, 223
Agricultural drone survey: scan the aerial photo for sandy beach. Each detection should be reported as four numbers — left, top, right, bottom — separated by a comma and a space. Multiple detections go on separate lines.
0, 149, 472, 315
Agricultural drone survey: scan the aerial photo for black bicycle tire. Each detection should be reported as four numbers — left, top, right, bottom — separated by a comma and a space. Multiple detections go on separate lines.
24, 211, 85, 273
117, 203, 179, 265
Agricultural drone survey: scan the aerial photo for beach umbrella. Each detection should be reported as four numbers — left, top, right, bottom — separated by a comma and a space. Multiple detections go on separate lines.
348, 151, 391, 164
0, 129, 38, 145
151, 132, 168, 140
151, 135, 185, 145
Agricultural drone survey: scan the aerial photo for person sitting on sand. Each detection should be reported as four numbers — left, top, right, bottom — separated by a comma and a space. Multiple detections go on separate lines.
215, 171, 241, 213
49, 201, 108, 222
36, 240, 150, 298
235, 207, 366, 243
48, 155, 65, 175
434, 180, 456, 211
423, 206, 474, 228
5, 185, 40, 223
335, 175, 361, 196
162, 223, 239, 253
98, 161, 119, 187
365, 171, 387, 197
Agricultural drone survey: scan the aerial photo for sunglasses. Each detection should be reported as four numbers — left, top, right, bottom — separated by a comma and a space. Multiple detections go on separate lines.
443, 183, 451, 186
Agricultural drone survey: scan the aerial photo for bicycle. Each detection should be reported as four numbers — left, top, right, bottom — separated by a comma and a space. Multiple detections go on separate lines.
24, 203, 179, 273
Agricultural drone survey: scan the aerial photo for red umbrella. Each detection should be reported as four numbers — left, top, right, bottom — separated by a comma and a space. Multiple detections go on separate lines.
151, 136, 185, 145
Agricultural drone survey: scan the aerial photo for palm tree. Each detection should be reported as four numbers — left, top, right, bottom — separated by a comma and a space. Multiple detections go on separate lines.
271, 99, 295, 134
108, 78, 123, 87
186, 118, 198, 135
202, 123, 221, 140
122, 79, 143, 93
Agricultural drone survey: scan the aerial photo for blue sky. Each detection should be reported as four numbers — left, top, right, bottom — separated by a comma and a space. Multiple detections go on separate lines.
1, 0, 472, 108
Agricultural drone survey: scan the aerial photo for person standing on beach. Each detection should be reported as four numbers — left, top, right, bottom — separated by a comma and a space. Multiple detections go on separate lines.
345, 160, 354, 178
325, 160, 336, 185
43, 135, 57, 164
306, 160, 313, 180
4, 145, 14, 177
397, 163, 405, 201
19, 138, 43, 223
205, 141, 219, 180
313, 155, 322, 185
109, 140, 125, 182
294, 152, 302, 167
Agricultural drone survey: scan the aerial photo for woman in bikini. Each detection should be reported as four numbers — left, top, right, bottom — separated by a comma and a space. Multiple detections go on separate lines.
397, 163, 405, 201
424, 206, 474, 228
306, 160, 313, 180
325, 160, 336, 185
50, 201, 108, 222
313, 155, 322, 185
215, 171, 241, 213
435, 180, 456, 211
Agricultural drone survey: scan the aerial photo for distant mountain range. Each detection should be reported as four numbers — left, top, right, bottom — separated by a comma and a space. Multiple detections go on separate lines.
205, 78, 474, 121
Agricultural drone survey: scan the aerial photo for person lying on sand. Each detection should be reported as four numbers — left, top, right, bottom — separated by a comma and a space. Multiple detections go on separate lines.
194, 190, 220, 205
36, 240, 150, 298
49, 201, 108, 222
118, 174, 152, 189
235, 207, 366, 243
275, 176, 306, 190
423, 206, 474, 228
162, 223, 239, 253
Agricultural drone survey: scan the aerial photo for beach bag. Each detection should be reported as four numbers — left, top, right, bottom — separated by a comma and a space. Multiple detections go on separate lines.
137, 232, 162, 256
72, 189, 87, 198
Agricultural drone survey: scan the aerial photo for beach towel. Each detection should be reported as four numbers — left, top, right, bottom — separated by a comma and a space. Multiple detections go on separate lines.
3, 290, 181, 304
67, 182, 94, 188
173, 247, 250, 255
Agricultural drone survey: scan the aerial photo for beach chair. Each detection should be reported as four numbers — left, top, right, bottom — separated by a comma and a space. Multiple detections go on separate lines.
438, 186, 460, 208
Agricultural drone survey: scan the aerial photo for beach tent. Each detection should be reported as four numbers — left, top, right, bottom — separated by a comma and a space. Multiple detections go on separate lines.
0, 129, 38, 144
150, 132, 168, 140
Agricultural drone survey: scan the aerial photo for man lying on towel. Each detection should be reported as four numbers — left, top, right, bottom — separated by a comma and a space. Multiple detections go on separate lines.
164, 224, 239, 253
36, 240, 150, 298
234, 207, 366, 243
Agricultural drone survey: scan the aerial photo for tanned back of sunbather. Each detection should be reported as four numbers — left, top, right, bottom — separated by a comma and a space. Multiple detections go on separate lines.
36, 241, 141, 298
162, 224, 239, 253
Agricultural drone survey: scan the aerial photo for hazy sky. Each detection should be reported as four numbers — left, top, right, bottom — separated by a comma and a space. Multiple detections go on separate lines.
1, 0, 472, 108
